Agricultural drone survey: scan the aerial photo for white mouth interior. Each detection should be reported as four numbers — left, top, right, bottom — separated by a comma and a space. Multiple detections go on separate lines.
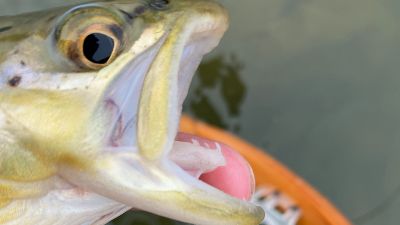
105, 29, 217, 141
104, 43, 162, 148
103, 31, 224, 170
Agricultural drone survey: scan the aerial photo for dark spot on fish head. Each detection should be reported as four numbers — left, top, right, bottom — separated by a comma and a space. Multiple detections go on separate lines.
8, 76, 22, 87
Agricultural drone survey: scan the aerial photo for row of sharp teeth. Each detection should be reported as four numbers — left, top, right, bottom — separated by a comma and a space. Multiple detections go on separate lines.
188, 137, 223, 153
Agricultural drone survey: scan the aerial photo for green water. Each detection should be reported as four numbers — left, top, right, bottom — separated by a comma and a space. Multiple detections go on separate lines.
1, 1, 400, 224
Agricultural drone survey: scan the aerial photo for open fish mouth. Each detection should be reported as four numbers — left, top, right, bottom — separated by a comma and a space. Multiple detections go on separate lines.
104, 27, 255, 201
61, 3, 265, 225
104, 24, 255, 199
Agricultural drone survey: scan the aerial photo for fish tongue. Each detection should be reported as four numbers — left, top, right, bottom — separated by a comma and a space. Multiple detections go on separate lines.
174, 132, 255, 201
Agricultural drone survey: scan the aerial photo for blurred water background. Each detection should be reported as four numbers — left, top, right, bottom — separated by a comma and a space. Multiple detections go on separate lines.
1, 0, 400, 224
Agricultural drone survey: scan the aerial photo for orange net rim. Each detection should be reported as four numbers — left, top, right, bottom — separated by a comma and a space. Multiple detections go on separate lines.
179, 115, 353, 225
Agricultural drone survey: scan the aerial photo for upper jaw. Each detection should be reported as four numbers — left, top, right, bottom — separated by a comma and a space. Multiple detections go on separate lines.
136, 7, 231, 161
103, 4, 230, 150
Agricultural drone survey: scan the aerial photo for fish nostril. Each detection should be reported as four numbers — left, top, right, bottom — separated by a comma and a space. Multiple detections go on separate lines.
149, 0, 170, 10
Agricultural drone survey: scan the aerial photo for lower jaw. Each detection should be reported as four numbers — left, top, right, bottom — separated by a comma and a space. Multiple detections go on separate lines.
107, 114, 256, 201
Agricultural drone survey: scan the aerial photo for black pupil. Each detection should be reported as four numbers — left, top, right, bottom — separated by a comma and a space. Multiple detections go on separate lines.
83, 33, 115, 64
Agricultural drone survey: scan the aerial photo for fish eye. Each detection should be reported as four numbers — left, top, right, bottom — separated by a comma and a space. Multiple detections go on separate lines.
82, 32, 116, 64
71, 25, 122, 70
57, 22, 124, 70
53, 5, 126, 70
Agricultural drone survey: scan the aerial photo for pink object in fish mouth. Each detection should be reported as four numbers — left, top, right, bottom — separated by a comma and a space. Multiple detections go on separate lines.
173, 132, 256, 201
105, 98, 256, 201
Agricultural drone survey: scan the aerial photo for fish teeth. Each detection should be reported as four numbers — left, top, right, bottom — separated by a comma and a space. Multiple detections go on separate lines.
169, 141, 226, 178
